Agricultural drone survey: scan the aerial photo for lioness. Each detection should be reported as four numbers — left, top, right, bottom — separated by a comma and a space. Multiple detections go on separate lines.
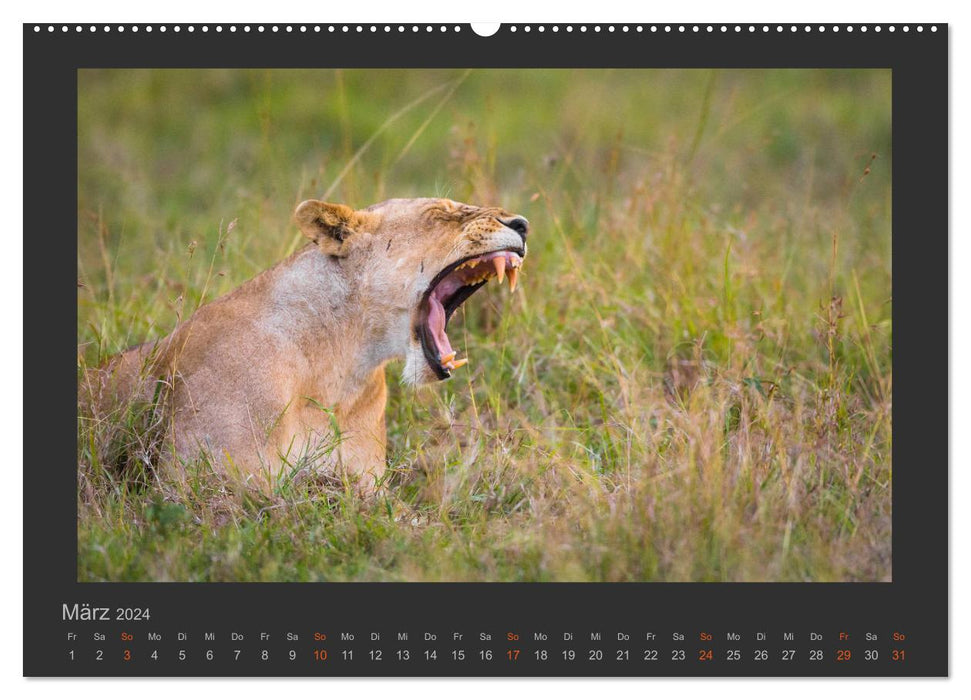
83, 197, 529, 493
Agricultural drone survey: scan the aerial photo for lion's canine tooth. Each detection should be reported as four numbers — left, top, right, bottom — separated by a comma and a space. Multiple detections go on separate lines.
493, 256, 506, 283
441, 351, 456, 366
451, 358, 468, 369
508, 267, 519, 293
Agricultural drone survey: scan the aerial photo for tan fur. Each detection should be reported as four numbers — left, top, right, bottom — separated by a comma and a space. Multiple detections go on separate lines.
82, 198, 528, 493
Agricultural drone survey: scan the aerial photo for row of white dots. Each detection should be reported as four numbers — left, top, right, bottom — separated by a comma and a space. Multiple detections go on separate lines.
511, 24, 936, 33
33, 24, 939, 34
35, 25, 464, 33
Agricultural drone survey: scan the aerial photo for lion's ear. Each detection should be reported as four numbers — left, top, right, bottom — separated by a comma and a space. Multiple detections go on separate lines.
294, 200, 374, 257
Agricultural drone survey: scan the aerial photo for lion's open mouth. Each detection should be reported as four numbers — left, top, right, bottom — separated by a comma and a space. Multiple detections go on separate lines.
417, 249, 524, 379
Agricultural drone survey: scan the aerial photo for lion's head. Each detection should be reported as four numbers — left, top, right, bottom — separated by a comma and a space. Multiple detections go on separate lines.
295, 197, 529, 385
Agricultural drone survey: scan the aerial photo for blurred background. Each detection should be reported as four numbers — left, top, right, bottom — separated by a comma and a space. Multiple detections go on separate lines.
78, 70, 892, 582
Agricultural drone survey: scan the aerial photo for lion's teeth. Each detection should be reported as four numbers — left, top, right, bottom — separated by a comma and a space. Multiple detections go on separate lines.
493, 256, 506, 283
440, 351, 456, 366
451, 358, 468, 369
508, 267, 519, 293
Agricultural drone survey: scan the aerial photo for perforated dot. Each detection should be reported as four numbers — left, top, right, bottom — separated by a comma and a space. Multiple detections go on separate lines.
454, 26, 461, 32
553, 26, 560, 32
875, 26, 881, 32
918, 26, 924, 32
525, 26, 531, 33
903, 25, 910, 32
132, 26, 139, 32
174, 26, 181, 32
623, 26, 629, 32
932, 26, 938, 32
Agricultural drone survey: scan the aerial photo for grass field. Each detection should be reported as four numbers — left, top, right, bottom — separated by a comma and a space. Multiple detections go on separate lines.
77, 69, 892, 582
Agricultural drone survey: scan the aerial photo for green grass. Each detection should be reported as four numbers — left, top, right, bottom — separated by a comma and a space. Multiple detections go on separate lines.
77, 68, 892, 581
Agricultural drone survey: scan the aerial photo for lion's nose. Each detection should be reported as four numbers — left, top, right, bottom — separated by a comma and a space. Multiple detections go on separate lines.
500, 216, 529, 243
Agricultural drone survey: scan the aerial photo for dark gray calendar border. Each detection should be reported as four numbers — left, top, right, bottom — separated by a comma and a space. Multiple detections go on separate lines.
23, 23, 948, 677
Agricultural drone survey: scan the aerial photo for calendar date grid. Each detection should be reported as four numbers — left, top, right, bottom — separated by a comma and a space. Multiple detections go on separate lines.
63, 627, 911, 670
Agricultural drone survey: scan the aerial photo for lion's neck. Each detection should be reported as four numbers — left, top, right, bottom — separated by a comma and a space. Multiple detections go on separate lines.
266, 245, 408, 402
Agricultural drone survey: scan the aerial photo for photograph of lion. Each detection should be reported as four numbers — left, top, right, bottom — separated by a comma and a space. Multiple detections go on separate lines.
77, 69, 891, 582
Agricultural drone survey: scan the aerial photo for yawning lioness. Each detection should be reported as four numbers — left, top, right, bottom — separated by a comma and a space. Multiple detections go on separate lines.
84, 198, 529, 493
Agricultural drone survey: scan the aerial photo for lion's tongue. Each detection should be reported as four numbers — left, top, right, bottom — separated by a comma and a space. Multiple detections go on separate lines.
427, 291, 455, 359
